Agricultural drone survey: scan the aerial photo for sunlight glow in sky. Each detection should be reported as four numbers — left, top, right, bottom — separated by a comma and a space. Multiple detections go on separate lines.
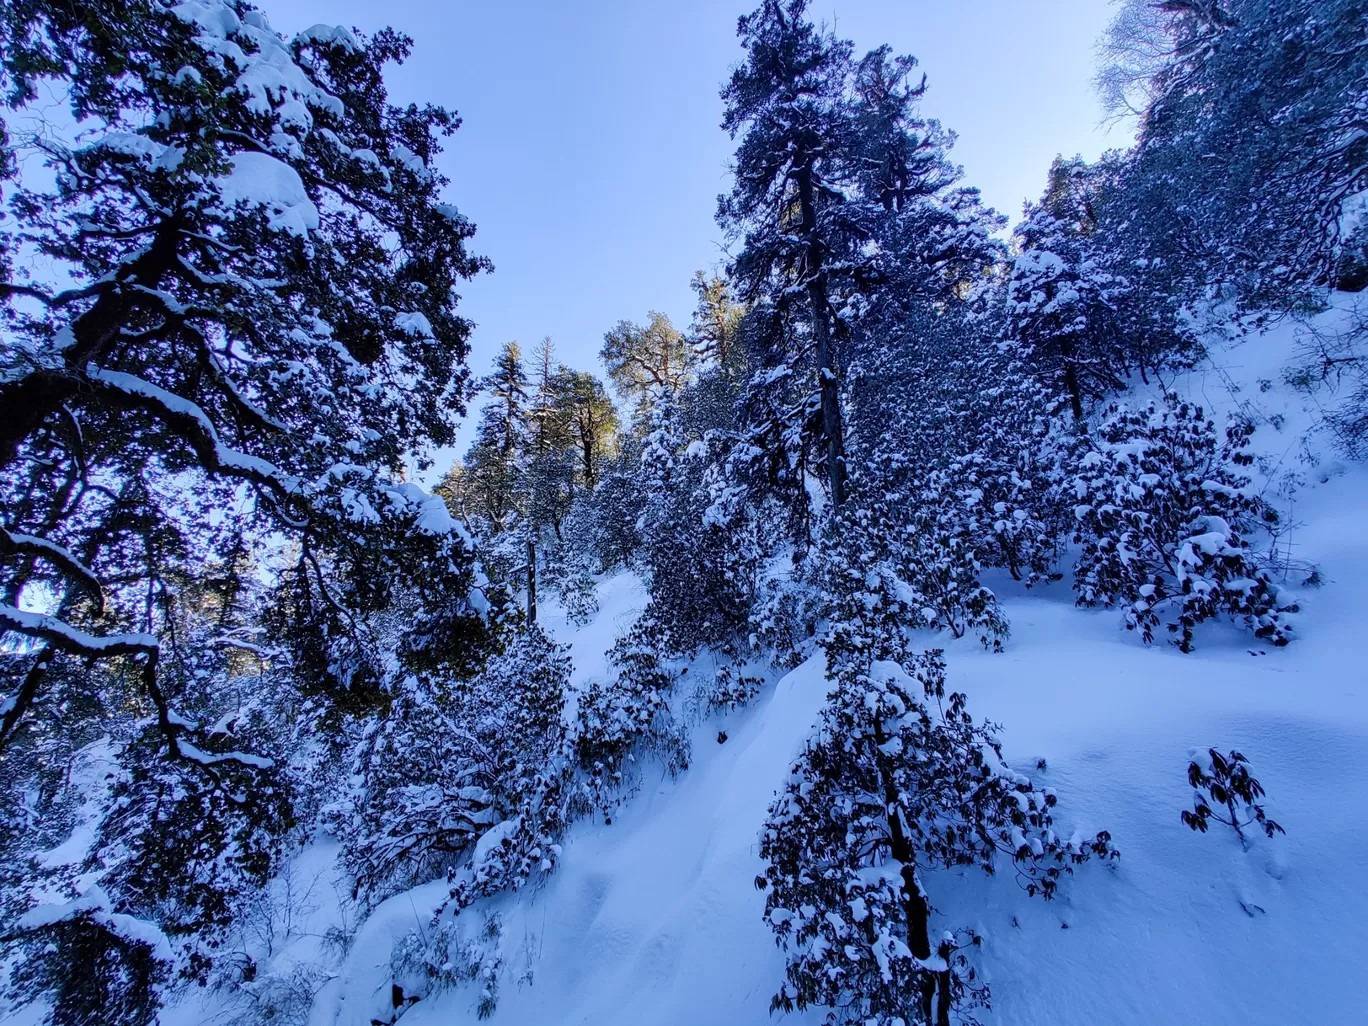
263, 0, 1134, 456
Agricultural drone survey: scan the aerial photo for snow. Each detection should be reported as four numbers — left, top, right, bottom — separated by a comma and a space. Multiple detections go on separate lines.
179, 741, 274, 770
295, 24, 361, 53
20, 886, 174, 964
349, 469, 1366, 1025
395, 311, 436, 339
213, 151, 320, 238
147, 300, 1368, 1026
87, 365, 302, 492
0, 603, 157, 653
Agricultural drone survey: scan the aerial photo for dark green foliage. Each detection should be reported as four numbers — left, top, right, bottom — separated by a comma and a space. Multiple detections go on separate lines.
95, 729, 295, 980
11, 914, 168, 1026
575, 619, 688, 812
1007, 156, 1198, 419
1182, 747, 1284, 846
759, 648, 1116, 1026
347, 626, 573, 904
0, 2, 504, 1017
1099, 0, 1368, 305
1067, 396, 1297, 651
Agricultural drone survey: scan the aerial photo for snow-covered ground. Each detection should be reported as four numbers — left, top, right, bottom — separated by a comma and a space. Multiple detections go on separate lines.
178, 301, 1368, 1026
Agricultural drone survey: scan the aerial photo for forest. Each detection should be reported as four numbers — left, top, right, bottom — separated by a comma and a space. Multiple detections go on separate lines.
1, 1, 1366, 1024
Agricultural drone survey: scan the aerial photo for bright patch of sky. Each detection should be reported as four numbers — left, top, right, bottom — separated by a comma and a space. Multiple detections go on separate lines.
261, 0, 1133, 458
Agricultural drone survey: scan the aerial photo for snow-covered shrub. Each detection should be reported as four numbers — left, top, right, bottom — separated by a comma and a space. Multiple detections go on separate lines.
748, 567, 824, 670
574, 619, 689, 813
1182, 747, 1284, 849
758, 647, 1116, 1026
815, 487, 1010, 650
389, 913, 504, 1021
1067, 396, 1297, 651
703, 663, 765, 713
5, 900, 170, 1026
549, 551, 599, 627
220, 961, 331, 1026
343, 689, 496, 899
345, 627, 572, 901
567, 455, 646, 573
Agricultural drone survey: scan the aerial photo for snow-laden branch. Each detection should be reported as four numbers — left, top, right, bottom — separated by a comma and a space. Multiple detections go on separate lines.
87, 366, 301, 495
0, 603, 157, 657
179, 740, 274, 770
9, 885, 174, 963
0, 526, 104, 612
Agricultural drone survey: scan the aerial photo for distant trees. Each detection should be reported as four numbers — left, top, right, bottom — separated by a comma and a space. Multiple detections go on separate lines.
601, 312, 694, 424
1098, 0, 1368, 303
1007, 157, 1190, 420
463, 342, 530, 533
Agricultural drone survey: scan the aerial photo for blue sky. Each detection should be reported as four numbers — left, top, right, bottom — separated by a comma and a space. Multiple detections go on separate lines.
264, 0, 1133, 456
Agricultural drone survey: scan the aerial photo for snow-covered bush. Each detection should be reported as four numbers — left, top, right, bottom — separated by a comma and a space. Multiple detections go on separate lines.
5, 895, 171, 1026
702, 663, 765, 713
345, 627, 572, 901
574, 619, 689, 814
815, 488, 1010, 651
546, 550, 599, 627
1067, 396, 1297, 651
1182, 747, 1284, 849
388, 913, 504, 1021
758, 647, 1116, 1026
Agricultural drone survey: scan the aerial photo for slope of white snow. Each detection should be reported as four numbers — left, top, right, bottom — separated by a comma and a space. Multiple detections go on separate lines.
293, 300, 1368, 1026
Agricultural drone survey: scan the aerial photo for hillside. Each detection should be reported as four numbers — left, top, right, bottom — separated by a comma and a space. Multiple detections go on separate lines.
298, 304, 1368, 1026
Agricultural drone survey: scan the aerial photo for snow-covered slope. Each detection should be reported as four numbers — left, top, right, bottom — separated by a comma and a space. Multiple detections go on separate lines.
304, 307, 1368, 1026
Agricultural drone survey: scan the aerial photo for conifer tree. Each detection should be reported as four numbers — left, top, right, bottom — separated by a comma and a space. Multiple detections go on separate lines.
463, 343, 530, 534
0, 2, 503, 1018
554, 369, 619, 488
0, 0, 498, 750
601, 312, 694, 426
720, 0, 855, 508
1008, 156, 1195, 419
689, 271, 747, 378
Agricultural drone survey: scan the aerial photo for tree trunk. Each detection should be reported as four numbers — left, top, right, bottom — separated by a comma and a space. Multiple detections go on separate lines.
526, 537, 537, 623
796, 166, 847, 507
874, 716, 939, 1023
1059, 335, 1084, 421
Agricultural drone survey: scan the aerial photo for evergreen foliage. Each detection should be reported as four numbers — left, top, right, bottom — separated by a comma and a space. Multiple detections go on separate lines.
759, 649, 1116, 1026
1067, 396, 1296, 651
1182, 747, 1285, 847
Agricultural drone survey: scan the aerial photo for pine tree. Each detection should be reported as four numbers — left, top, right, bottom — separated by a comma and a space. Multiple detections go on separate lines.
720, 0, 856, 508
1008, 156, 1196, 420
1098, 0, 1368, 304
554, 369, 619, 488
601, 312, 694, 426
0, 0, 497, 752
688, 271, 747, 378
0, 2, 502, 1017
463, 343, 531, 534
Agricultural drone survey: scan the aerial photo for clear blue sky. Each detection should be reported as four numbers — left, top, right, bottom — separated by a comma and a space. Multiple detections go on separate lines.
262, 0, 1132, 459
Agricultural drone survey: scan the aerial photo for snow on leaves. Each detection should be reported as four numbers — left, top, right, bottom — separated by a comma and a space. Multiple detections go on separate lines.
1067, 396, 1297, 651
